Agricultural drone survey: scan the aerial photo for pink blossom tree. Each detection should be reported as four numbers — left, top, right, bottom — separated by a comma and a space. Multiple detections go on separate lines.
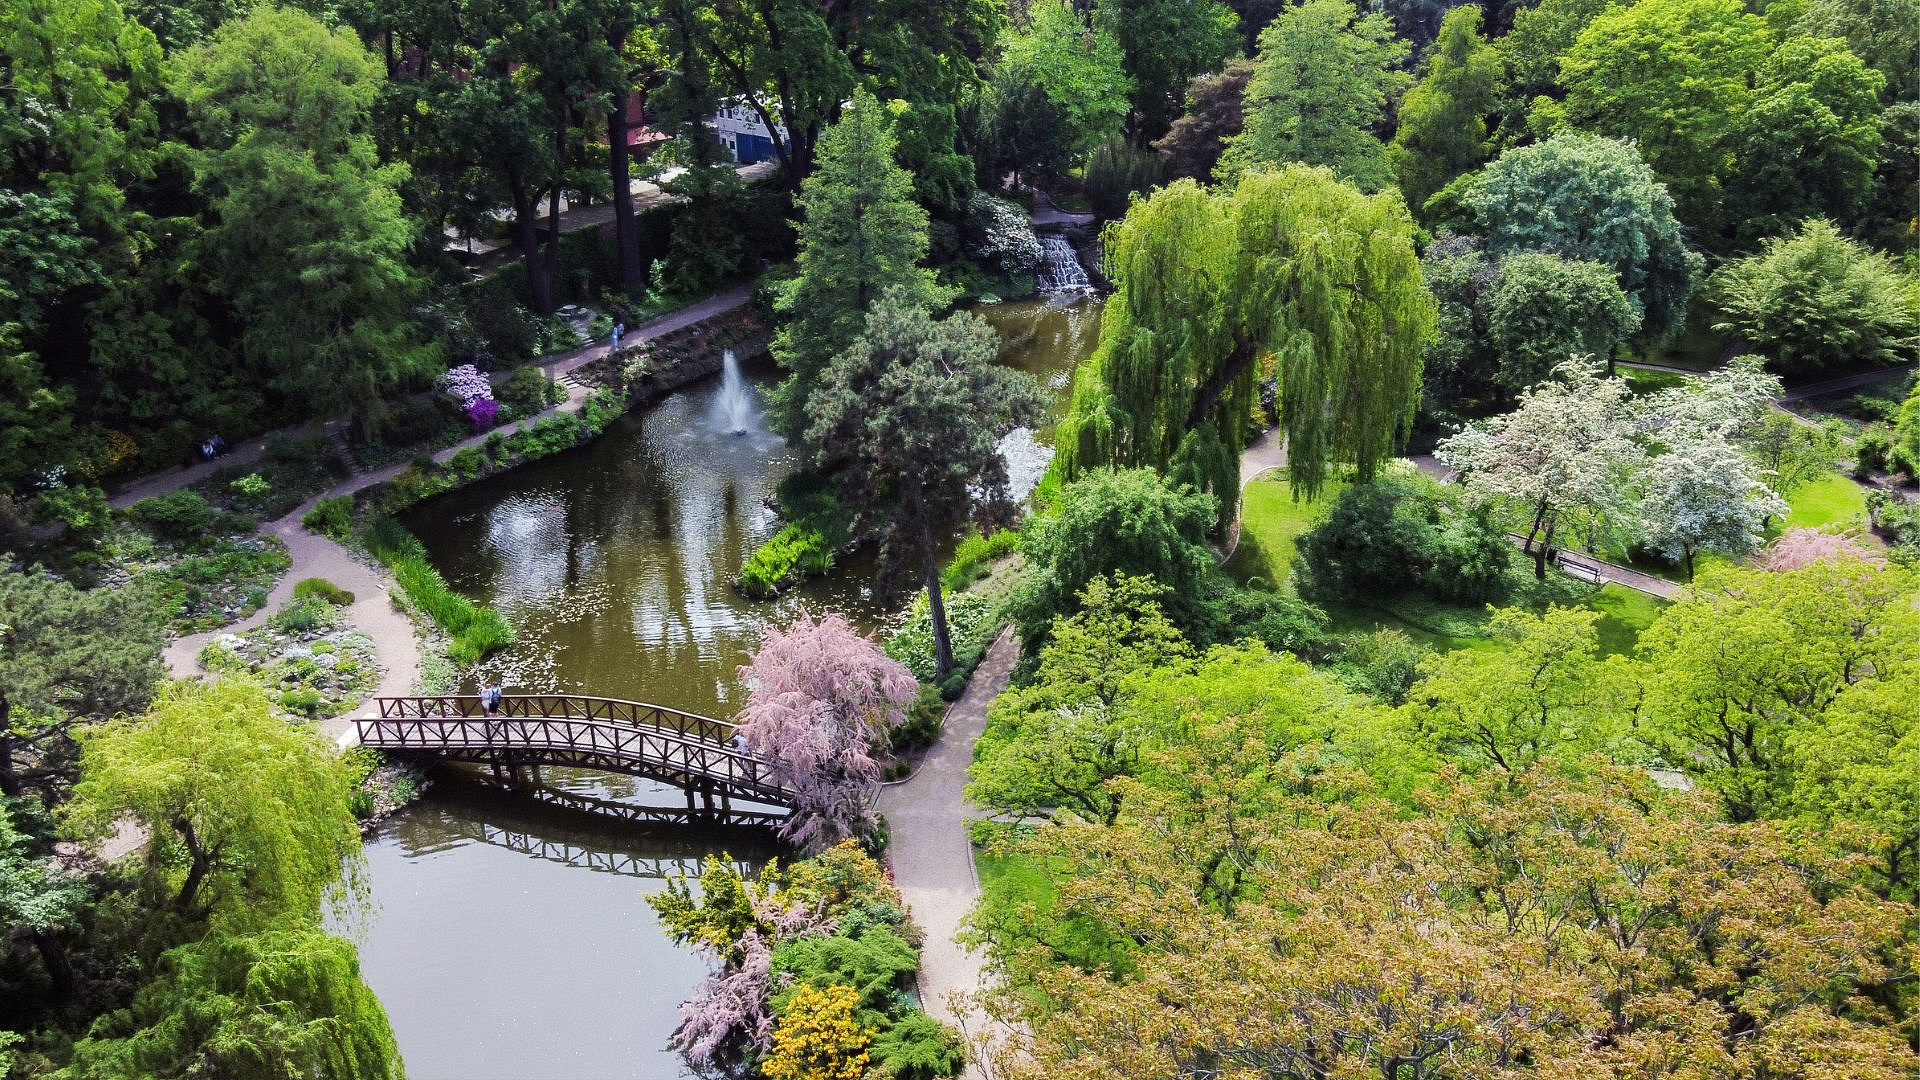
671, 928, 776, 1070
1760, 527, 1886, 571
737, 612, 918, 852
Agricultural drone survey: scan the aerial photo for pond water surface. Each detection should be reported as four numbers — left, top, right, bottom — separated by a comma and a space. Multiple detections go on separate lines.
348, 294, 1100, 1079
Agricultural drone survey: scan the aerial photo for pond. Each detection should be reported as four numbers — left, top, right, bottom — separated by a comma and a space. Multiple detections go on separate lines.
350, 292, 1101, 1079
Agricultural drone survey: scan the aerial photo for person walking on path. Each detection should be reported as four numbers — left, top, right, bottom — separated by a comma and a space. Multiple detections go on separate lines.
610, 321, 624, 353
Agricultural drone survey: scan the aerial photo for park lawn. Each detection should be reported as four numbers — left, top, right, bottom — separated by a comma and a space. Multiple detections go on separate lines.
1223, 474, 1342, 589
1782, 472, 1869, 531
1326, 582, 1662, 659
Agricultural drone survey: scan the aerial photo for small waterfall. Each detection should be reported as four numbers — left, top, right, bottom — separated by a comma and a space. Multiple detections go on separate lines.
1035, 234, 1092, 294
709, 349, 758, 435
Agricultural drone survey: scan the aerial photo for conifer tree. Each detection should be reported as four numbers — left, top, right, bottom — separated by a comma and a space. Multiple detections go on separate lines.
768, 91, 944, 440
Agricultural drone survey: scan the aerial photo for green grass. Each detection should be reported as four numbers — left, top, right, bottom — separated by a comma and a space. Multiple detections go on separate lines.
1583, 584, 1666, 656
1223, 475, 1342, 589
1782, 473, 1869, 531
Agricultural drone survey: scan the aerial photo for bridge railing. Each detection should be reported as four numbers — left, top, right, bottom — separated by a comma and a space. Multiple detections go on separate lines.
356, 711, 793, 807
374, 694, 734, 744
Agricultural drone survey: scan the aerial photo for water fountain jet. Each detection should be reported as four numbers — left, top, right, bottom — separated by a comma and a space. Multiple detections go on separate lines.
710, 349, 757, 436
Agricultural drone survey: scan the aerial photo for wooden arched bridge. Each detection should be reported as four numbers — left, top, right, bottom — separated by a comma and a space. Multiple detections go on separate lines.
357, 694, 793, 817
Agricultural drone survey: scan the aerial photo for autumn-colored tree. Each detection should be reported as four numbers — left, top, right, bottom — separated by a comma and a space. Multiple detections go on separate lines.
736, 613, 918, 852
760, 983, 873, 1080
977, 760, 1917, 1079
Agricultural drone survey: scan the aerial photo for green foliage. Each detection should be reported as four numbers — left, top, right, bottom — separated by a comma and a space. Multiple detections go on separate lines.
1001, 1, 1133, 155
942, 528, 1019, 592
364, 516, 513, 665
1093, 0, 1236, 142
68, 678, 362, 925
1295, 471, 1512, 606
736, 523, 835, 599
1484, 252, 1642, 392
1327, 627, 1429, 705
130, 490, 215, 544
1387, 7, 1505, 219
1554, 0, 1773, 230
805, 292, 1043, 675
34, 484, 113, 543
890, 686, 946, 752
61, 925, 401, 1080
1056, 170, 1433, 521
1083, 136, 1165, 220
1730, 36, 1887, 240
769, 91, 944, 440
972, 574, 1193, 823
268, 595, 336, 635
886, 591, 1001, 684
770, 926, 918, 1022
1707, 219, 1919, 372
0, 566, 164, 801
868, 1010, 966, 1080
172, 6, 438, 420
300, 495, 354, 542
1220, 0, 1410, 190
493, 367, 561, 419
1636, 558, 1918, 890
1451, 134, 1701, 340
1011, 469, 1218, 649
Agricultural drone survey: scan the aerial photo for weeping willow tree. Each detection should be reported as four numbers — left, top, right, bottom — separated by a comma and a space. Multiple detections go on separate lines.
1056, 167, 1435, 523
62, 926, 403, 1079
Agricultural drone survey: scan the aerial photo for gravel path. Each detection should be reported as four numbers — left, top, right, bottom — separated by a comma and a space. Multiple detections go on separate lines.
877, 630, 1019, 1054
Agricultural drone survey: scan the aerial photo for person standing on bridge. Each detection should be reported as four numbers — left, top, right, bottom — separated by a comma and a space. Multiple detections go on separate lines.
480, 681, 503, 716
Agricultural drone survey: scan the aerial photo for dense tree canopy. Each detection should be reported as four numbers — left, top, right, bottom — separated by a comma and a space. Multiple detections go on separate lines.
1387, 6, 1504, 220
1707, 218, 1920, 371
0, 569, 164, 801
1450, 134, 1700, 339
1000, 1, 1132, 157
173, 5, 437, 419
1553, 0, 1773, 231
1218, 0, 1410, 189
1056, 168, 1434, 519
769, 91, 943, 439
67, 678, 363, 924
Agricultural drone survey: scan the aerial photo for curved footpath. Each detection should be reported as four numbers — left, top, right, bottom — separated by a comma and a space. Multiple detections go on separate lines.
876, 630, 1019, 1065
150, 285, 759, 742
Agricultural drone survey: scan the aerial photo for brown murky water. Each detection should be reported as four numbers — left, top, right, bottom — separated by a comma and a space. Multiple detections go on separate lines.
350, 296, 1098, 1079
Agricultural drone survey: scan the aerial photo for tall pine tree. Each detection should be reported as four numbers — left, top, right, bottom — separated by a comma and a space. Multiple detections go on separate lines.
768, 90, 945, 442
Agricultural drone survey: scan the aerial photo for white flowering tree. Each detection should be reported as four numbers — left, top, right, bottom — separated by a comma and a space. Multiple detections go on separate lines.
1639, 435, 1788, 580
1438, 358, 1643, 578
1642, 354, 1781, 441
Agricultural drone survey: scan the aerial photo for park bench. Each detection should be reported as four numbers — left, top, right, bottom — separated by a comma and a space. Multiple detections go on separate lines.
1555, 552, 1607, 585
